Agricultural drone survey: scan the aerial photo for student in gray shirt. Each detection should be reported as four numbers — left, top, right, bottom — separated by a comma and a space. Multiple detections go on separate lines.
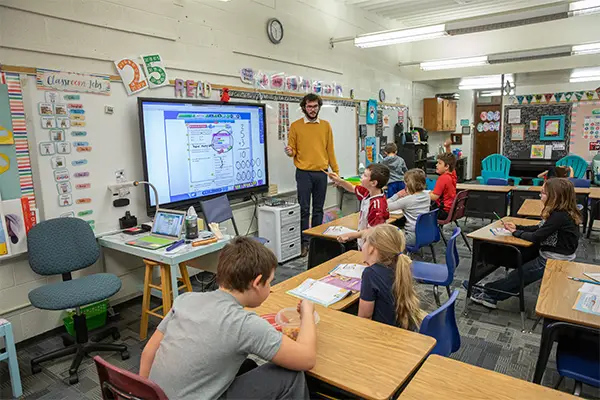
139, 237, 317, 400
388, 168, 430, 246
381, 143, 408, 199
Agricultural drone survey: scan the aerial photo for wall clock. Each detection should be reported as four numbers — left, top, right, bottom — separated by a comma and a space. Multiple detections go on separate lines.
379, 89, 386, 102
267, 18, 284, 44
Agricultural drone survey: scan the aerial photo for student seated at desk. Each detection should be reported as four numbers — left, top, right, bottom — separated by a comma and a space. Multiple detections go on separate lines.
470, 178, 580, 309
430, 152, 457, 220
381, 143, 408, 198
538, 165, 574, 181
388, 168, 430, 246
139, 237, 316, 400
358, 224, 424, 330
328, 163, 390, 248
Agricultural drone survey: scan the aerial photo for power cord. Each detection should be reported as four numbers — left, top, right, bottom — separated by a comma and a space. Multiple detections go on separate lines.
245, 193, 260, 236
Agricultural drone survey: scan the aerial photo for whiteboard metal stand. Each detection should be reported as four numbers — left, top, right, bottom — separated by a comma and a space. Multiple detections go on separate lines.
97, 234, 230, 302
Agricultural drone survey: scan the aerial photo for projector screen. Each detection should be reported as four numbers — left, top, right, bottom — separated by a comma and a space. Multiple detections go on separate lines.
138, 98, 269, 213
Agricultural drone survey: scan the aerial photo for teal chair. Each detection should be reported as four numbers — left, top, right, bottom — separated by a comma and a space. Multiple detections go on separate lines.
0, 320, 22, 398
476, 154, 522, 185
557, 154, 589, 179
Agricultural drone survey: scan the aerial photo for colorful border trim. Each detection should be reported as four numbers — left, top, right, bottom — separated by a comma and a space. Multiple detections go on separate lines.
1, 72, 36, 209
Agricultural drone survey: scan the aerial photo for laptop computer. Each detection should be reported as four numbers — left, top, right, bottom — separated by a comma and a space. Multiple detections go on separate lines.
126, 209, 186, 250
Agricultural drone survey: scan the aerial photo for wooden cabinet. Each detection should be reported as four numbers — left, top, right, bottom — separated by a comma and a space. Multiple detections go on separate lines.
423, 98, 457, 132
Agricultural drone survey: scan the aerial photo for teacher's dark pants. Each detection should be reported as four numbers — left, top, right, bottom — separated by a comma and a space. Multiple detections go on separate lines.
296, 169, 327, 245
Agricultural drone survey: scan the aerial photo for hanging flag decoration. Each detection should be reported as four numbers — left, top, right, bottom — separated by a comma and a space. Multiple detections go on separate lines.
586, 91, 595, 101
544, 93, 554, 103
554, 92, 564, 102
508, 96, 516, 104
516, 95, 525, 104
564, 92, 573, 102
535, 94, 542, 103
575, 91, 584, 101
525, 95, 533, 104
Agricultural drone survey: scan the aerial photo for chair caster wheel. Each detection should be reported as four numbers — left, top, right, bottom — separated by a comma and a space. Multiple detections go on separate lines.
112, 331, 121, 341
69, 373, 79, 385
121, 351, 130, 360
31, 364, 42, 374
62, 336, 72, 347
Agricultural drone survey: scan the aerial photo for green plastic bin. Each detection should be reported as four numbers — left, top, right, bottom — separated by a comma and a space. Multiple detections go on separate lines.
63, 300, 108, 337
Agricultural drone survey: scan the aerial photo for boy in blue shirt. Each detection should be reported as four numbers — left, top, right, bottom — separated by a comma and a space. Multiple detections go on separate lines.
381, 143, 408, 198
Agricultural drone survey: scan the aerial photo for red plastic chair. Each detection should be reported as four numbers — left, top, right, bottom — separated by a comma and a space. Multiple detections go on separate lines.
438, 190, 472, 252
94, 356, 169, 400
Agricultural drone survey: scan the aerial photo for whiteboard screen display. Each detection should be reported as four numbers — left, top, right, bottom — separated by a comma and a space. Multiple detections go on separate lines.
138, 98, 269, 211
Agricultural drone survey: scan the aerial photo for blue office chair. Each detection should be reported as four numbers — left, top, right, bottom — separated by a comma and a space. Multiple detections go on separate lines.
412, 228, 460, 307
419, 290, 461, 357
200, 194, 268, 244
569, 178, 591, 188
555, 333, 600, 396
486, 177, 509, 186
27, 218, 128, 385
406, 209, 440, 264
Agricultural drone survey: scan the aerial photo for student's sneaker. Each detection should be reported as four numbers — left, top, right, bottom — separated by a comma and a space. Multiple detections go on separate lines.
470, 290, 498, 309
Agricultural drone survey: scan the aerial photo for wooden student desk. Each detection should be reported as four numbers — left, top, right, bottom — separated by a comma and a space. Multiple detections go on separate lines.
303, 212, 403, 269
464, 218, 539, 316
586, 187, 600, 238
272, 251, 363, 311
401, 355, 576, 399
456, 184, 512, 219
252, 291, 436, 400
533, 260, 600, 384
517, 198, 543, 218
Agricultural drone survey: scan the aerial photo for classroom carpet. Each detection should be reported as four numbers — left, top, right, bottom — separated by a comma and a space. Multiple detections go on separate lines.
3, 218, 600, 399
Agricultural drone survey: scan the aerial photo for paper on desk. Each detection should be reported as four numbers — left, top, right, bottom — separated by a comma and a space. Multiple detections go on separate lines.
287, 278, 351, 307
323, 226, 357, 236
573, 292, 600, 316
579, 283, 600, 295
490, 227, 512, 236
330, 263, 366, 279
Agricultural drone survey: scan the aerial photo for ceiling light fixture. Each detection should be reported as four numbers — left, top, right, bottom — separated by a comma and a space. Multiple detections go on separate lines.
479, 90, 502, 97
420, 56, 489, 71
569, 0, 600, 15
570, 67, 600, 82
572, 41, 600, 55
458, 74, 514, 90
354, 24, 447, 48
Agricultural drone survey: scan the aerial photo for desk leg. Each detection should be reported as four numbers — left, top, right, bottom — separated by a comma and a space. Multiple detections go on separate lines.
169, 263, 180, 303
587, 198, 597, 239
464, 239, 480, 315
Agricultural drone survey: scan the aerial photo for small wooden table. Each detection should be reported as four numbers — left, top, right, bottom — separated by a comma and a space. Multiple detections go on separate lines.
517, 198, 543, 218
272, 251, 363, 311
303, 212, 403, 268
586, 187, 600, 238
401, 355, 577, 399
532, 260, 600, 384
456, 184, 512, 220
464, 218, 539, 323
252, 291, 436, 400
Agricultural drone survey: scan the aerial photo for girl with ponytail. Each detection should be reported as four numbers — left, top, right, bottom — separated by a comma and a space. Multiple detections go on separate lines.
359, 224, 424, 330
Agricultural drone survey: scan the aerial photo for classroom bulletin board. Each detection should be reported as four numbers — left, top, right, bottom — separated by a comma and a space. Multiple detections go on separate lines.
502, 103, 571, 160
570, 101, 600, 161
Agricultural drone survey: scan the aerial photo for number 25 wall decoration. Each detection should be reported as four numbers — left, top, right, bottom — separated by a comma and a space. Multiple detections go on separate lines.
114, 54, 169, 96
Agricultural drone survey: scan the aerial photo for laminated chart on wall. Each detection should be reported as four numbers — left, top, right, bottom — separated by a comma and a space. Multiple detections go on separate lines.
0, 83, 22, 200
570, 101, 600, 160
583, 116, 600, 140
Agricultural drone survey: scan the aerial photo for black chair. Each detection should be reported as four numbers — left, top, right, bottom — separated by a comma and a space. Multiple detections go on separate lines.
200, 194, 268, 244
27, 218, 128, 384
471, 242, 526, 331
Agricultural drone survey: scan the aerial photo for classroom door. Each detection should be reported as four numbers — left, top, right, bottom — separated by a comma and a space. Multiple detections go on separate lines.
473, 104, 501, 178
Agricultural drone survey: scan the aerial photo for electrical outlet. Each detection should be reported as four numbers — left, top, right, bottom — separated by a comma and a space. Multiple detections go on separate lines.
105, 105, 114, 114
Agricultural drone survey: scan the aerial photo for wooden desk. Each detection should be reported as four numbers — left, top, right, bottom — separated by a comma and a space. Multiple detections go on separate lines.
253, 292, 436, 400
517, 199, 543, 218
272, 251, 363, 311
589, 187, 600, 199
467, 217, 538, 247
401, 355, 577, 400
303, 212, 402, 268
527, 186, 591, 194
533, 260, 600, 384
510, 186, 540, 216
456, 184, 512, 219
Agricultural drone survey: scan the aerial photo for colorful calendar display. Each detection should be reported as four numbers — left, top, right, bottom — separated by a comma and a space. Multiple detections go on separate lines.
583, 116, 600, 140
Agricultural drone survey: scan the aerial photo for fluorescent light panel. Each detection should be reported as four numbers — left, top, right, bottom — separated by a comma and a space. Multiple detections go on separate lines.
569, 0, 600, 15
479, 90, 502, 97
354, 24, 446, 48
572, 41, 600, 55
569, 67, 600, 82
420, 56, 489, 71
459, 74, 513, 90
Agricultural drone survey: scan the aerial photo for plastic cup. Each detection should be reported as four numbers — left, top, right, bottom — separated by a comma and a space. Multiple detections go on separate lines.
275, 307, 320, 341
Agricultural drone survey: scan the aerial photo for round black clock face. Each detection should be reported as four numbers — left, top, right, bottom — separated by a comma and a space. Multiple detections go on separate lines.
267, 18, 284, 44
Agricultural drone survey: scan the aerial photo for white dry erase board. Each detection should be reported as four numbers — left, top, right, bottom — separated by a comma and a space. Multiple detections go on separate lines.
22, 75, 358, 233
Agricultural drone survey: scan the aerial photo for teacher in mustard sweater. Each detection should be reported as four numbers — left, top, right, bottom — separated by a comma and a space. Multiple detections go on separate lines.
285, 94, 339, 257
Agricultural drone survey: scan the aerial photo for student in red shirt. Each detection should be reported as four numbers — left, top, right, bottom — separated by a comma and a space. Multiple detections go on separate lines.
328, 163, 390, 248
430, 152, 457, 221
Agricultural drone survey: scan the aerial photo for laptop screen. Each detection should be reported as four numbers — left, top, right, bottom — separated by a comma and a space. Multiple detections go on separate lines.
152, 210, 185, 238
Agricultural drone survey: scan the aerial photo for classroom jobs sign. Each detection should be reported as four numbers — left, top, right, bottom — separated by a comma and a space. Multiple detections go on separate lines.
36, 69, 111, 95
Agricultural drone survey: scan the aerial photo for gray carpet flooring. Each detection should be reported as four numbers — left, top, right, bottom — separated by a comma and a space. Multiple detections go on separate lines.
2, 217, 600, 399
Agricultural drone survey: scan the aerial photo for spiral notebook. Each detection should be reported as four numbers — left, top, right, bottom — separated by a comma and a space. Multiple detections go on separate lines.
287, 279, 351, 307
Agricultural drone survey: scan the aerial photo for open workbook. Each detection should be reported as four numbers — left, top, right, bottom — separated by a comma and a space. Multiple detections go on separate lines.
287, 279, 351, 307
322, 226, 357, 237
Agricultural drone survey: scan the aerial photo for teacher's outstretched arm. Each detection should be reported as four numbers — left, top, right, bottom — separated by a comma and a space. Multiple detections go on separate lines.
285, 124, 297, 157
326, 124, 340, 175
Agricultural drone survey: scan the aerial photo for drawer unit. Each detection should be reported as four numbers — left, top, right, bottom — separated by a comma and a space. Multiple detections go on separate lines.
258, 203, 302, 263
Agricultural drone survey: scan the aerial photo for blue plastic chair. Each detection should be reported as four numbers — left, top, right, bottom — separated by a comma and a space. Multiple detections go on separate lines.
555, 333, 600, 395
426, 178, 437, 191
406, 209, 440, 264
557, 155, 589, 179
412, 228, 460, 306
476, 154, 522, 185
569, 178, 591, 188
0, 320, 22, 398
419, 290, 461, 357
486, 178, 509, 186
